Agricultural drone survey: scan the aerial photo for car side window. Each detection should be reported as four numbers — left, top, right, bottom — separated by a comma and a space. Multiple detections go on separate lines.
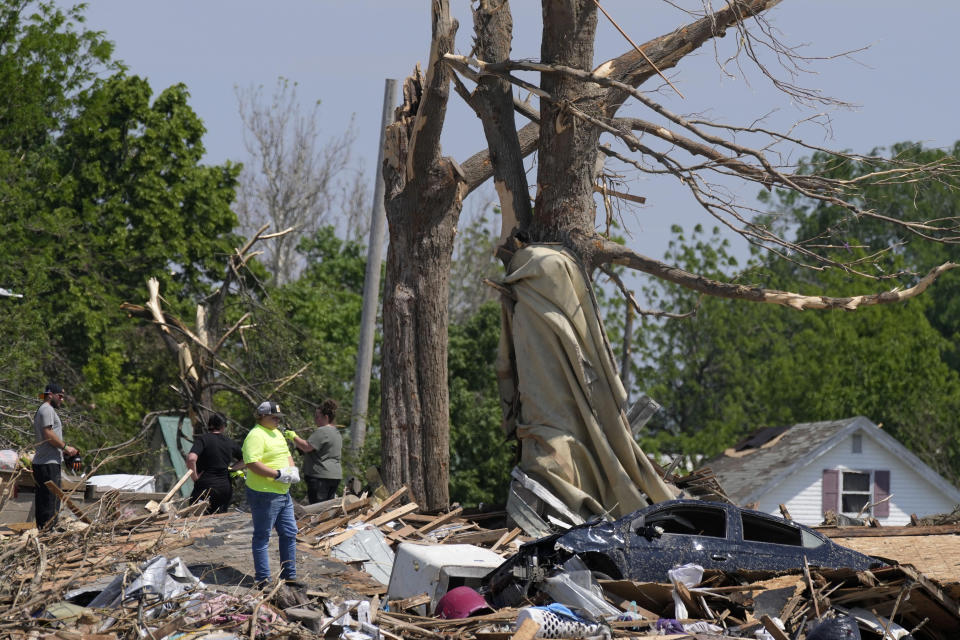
741, 512, 810, 546
647, 506, 726, 538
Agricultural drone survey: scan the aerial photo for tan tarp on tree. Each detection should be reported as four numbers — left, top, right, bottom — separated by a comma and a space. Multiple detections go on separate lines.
497, 245, 676, 520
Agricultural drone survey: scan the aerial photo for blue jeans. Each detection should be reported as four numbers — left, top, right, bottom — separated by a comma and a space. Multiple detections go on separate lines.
246, 488, 298, 582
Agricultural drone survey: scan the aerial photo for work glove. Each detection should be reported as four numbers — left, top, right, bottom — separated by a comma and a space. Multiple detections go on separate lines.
284, 429, 298, 442
230, 470, 245, 479
276, 466, 301, 484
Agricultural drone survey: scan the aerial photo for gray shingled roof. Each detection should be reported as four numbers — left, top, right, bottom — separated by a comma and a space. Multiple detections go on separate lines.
701, 417, 863, 506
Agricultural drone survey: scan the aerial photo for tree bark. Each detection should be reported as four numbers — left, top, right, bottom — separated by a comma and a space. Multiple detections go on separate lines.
465, 0, 531, 245
530, 0, 602, 242
380, 1, 462, 511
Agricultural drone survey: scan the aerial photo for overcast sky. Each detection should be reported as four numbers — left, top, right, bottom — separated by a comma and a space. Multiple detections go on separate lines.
77, 1, 960, 263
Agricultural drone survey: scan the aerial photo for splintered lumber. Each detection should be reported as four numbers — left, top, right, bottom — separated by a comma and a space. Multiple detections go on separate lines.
43, 480, 92, 524
491, 527, 522, 552
386, 524, 417, 543
510, 617, 540, 640
318, 527, 359, 550
388, 592, 432, 613
362, 486, 411, 523
760, 614, 790, 640
817, 523, 960, 537
369, 502, 419, 527
447, 527, 508, 546
414, 506, 464, 536
673, 579, 704, 618
301, 515, 351, 541
154, 470, 192, 510
378, 612, 445, 639
344, 496, 371, 514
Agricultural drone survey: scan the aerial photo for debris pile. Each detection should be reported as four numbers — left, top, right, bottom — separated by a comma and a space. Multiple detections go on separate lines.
0, 483, 958, 639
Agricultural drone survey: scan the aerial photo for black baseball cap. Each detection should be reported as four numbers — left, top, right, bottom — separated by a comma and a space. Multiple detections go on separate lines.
44, 383, 63, 395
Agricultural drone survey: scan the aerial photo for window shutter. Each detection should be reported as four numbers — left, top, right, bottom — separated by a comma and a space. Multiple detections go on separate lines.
822, 469, 839, 516
874, 470, 891, 518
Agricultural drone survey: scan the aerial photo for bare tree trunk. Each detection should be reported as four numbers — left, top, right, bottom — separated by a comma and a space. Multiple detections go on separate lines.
381, 173, 461, 509
530, 1, 602, 242
380, 2, 462, 511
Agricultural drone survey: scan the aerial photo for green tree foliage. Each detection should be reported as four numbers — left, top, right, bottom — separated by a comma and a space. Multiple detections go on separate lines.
0, 1, 239, 450
761, 141, 960, 369
0, 1, 115, 393
228, 226, 372, 474
447, 301, 514, 506
633, 215, 960, 484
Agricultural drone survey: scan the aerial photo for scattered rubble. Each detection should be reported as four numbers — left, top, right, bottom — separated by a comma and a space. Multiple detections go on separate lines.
0, 477, 958, 639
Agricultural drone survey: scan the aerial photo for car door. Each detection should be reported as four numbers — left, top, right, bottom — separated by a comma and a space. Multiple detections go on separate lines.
626, 502, 735, 581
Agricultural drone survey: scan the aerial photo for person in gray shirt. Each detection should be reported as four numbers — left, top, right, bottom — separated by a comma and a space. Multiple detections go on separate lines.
286, 399, 342, 503
32, 382, 78, 529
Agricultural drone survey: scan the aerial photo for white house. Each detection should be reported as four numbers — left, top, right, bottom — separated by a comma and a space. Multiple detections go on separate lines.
702, 417, 960, 527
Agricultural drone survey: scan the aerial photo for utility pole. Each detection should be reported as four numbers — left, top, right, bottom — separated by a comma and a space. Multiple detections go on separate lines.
350, 78, 396, 456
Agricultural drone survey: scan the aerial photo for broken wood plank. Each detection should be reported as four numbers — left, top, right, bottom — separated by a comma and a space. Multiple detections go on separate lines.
414, 506, 464, 536
394, 512, 438, 523
816, 523, 960, 537
447, 527, 508, 546
343, 496, 371, 513
385, 524, 417, 543
437, 523, 478, 543
802, 557, 821, 620
491, 527, 521, 552
317, 528, 358, 549
43, 481, 92, 524
759, 614, 790, 640
361, 485, 410, 523
300, 515, 350, 540
369, 502, 419, 528
674, 579, 704, 618
510, 617, 540, 640
387, 592, 431, 613
378, 612, 444, 638
157, 470, 192, 508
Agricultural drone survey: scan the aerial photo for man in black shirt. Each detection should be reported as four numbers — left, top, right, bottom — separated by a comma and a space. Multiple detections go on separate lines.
187, 413, 244, 514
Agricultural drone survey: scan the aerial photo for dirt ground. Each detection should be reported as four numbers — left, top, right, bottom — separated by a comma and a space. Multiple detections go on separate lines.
171, 510, 377, 599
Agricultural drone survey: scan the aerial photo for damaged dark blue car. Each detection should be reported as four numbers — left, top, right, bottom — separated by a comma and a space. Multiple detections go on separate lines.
485, 499, 884, 607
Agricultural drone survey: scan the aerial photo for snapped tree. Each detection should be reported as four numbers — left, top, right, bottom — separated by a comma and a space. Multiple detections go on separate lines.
379, 1, 959, 511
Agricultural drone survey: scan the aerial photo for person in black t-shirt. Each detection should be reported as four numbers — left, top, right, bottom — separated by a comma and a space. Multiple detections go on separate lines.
187, 413, 244, 514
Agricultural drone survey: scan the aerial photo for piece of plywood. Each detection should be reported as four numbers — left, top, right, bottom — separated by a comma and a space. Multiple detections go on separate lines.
833, 534, 960, 585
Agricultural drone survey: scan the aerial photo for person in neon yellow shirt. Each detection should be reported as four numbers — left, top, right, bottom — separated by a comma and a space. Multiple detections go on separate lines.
242, 401, 301, 585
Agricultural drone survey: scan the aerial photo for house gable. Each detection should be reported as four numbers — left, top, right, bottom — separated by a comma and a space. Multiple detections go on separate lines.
704, 417, 960, 527
759, 427, 960, 526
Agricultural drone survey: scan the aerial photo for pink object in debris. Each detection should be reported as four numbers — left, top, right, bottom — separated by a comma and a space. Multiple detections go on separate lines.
434, 586, 493, 619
